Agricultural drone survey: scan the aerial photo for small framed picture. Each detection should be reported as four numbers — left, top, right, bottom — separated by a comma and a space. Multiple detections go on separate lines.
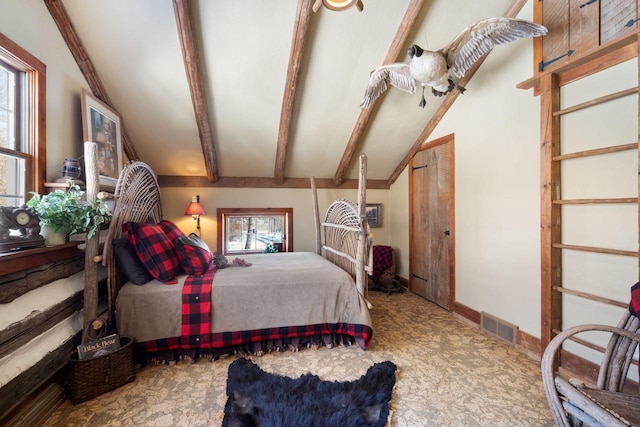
365, 203, 382, 228
81, 89, 124, 187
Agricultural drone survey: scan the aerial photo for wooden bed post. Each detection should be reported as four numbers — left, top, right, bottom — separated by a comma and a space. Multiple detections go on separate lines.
356, 154, 368, 303
83, 141, 100, 342
311, 176, 321, 255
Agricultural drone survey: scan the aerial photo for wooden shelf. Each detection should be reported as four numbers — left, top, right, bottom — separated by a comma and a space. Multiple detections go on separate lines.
0, 242, 82, 275
517, 31, 639, 94
43, 181, 85, 193
0, 242, 84, 304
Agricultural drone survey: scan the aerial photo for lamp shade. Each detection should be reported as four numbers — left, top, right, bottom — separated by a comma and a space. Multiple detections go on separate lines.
184, 196, 205, 216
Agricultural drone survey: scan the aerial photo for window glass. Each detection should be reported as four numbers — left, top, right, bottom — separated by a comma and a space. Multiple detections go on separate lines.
226, 215, 284, 253
217, 208, 293, 255
0, 59, 23, 207
0, 152, 26, 207
0, 35, 44, 208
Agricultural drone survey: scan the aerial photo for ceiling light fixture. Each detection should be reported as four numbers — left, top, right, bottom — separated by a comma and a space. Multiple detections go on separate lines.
312, 0, 363, 13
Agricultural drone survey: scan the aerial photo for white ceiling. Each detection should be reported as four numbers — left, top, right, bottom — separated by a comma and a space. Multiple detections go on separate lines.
61, 0, 520, 182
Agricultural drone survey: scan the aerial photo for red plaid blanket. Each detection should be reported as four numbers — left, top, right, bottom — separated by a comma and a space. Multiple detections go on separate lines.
136, 260, 372, 354
372, 245, 394, 283
630, 282, 640, 318
180, 262, 216, 349
138, 323, 372, 353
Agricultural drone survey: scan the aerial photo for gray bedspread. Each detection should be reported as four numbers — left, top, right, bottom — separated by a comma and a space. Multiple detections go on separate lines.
116, 252, 372, 343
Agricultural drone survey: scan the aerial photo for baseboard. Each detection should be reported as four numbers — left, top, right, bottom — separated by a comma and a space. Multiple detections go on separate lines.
559, 349, 639, 394
383, 281, 639, 389
452, 301, 640, 392
452, 301, 542, 361
396, 275, 409, 289
3, 383, 66, 427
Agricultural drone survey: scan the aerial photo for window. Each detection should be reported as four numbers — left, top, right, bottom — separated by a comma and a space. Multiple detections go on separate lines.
217, 208, 293, 255
0, 34, 46, 208
0, 59, 25, 207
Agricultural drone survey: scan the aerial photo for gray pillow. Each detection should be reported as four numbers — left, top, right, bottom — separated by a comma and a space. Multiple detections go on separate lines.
113, 238, 153, 285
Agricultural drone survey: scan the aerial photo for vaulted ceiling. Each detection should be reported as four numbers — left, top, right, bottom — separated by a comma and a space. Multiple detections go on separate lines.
46, 0, 532, 189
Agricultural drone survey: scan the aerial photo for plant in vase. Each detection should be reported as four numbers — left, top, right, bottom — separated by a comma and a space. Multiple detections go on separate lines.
26, 182, 111, 244
263, 242, 279, 253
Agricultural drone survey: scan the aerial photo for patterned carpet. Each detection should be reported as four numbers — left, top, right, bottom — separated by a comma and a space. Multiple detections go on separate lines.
45, 291, 554, 426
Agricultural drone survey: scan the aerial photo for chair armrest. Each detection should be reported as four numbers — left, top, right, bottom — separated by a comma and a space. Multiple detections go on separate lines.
541, 323, 640, 427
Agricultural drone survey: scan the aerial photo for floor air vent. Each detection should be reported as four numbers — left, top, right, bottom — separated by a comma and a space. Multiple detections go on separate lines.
480, 312, 518, 346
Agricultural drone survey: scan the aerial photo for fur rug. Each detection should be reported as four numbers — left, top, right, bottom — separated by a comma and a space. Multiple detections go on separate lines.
222, 358, 397, 427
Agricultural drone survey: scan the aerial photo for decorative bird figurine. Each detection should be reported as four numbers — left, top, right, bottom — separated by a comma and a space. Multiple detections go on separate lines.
360, 17, 547, 109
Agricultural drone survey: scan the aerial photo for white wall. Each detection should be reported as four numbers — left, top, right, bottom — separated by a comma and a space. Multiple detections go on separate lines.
391, 4, 543, 337
390, 3, 637, 342
161, 187, 391, 252
4, 0, 634, 378
1, 0, 90, 388
2, 0, 91, 179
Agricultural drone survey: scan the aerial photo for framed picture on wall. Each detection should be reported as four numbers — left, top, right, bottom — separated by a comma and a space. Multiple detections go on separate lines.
365, 203, 382, 228
81, 89, 124, 187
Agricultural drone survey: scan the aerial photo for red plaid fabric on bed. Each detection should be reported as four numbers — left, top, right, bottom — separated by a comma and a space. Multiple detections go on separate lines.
138, 322, 372, 353
181, 262, 216, 348
124, 222, 181, 284
136, 260, 373, 354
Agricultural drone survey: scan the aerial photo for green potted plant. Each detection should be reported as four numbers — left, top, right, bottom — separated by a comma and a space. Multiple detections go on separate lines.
27, 182, 111, 245
263, 242, 279, 253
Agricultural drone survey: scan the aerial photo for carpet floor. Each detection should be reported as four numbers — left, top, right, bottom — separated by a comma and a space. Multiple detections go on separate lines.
44, 290, 554, 426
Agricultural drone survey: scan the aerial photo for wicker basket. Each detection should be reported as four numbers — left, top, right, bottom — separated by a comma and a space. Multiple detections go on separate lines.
66, 337, 135, 404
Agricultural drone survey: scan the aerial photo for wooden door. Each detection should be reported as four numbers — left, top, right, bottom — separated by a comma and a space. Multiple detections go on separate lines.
409, 135, 454, 309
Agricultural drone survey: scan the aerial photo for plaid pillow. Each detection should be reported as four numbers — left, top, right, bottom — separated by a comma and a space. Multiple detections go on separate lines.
124, 222, 180, 284
159, 219, 187, 242
175, 233, 213, 276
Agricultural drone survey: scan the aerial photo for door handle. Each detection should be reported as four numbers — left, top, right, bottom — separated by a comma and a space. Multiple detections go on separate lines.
444, 230, 450, 236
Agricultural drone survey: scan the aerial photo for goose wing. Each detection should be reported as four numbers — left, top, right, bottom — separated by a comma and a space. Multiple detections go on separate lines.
440, 17, 547, 78
360, 62, 416, 109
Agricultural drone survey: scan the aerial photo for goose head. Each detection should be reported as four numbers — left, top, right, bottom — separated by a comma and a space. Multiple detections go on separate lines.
408, 44, 424, 58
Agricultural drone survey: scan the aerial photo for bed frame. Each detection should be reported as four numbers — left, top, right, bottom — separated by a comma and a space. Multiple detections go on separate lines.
101, 154, 373, 321
311, 153, 373, 306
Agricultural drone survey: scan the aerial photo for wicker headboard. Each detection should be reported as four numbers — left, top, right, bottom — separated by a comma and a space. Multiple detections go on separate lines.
312, 154, 373, 303
103, 161, 162, 318
322, 199, 369, 276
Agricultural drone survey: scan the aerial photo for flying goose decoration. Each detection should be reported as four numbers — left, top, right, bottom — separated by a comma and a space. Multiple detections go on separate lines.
360, 17, 547, 109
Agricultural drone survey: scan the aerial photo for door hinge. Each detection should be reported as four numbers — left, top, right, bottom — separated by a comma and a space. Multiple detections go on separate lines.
412, 273, 428, 282
625, 18, 640, 27
579, 0, 597, 8
538, 50, 574, 72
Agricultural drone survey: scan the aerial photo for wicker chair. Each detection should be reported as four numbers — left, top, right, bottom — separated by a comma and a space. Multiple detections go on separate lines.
541, 310, 640, 426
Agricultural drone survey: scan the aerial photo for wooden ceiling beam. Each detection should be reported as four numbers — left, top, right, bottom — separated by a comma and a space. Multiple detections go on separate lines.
173, 0, 219, 183
274, 0, 314, 184
157, 175, 390, 189
387, 0, 529, 185
44, 0, 140, 162
333, 0, 425, 186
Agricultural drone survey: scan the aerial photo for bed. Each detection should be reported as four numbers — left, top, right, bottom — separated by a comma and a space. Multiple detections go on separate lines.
101, 156, 373, 361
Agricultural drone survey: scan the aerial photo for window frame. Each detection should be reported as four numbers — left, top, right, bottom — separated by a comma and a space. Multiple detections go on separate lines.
0, 33, 46, 199
216, 208, 293, 255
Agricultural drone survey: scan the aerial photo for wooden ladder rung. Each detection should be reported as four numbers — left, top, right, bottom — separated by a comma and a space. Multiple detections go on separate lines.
552, 243, 638, 257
